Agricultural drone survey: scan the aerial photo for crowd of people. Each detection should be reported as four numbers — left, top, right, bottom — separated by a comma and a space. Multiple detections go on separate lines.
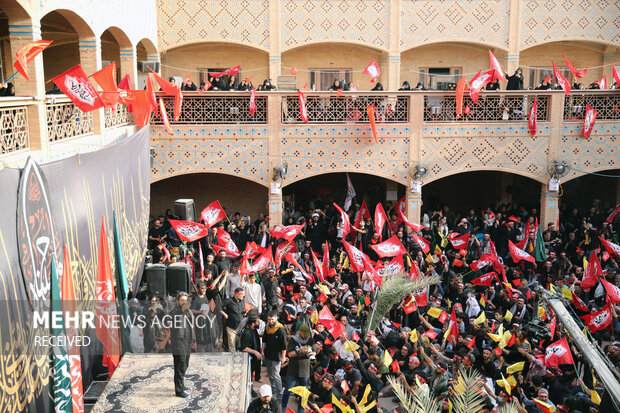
144, 197, 620, 412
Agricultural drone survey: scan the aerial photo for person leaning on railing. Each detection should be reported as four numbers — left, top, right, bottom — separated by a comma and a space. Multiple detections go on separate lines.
0, 82, 14, 97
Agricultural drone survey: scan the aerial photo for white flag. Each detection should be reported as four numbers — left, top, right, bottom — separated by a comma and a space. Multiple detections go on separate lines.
344, 173, 356, 211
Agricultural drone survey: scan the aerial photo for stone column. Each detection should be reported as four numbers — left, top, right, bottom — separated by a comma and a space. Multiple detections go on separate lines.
269, 55, 281, 83
119, 47, 137, 89
268, 0, 281, 84
8, 24, 47, 152
79, 39, 104, 135
388, 0, 400, 90
407, 191, 422, 226
540, 184, 560, 228
506, 0, 522, 75
388, 56, 401, 91
266, 93, 283, 227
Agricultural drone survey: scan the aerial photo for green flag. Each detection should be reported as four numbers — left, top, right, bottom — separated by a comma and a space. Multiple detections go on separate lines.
534, 224, 547, 262
50, 252, 72, 412
113, 211, 133, 353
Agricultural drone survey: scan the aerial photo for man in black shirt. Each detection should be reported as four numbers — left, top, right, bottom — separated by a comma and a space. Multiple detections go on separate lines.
222, 287, 245, 351
148, 219, 167, 249
240, 310, 262, 382
170, 292, 193, 398
191, 282, 217, 352
262, 311, 287, 405
246, 384, 281, 413
261, 269, 279, 315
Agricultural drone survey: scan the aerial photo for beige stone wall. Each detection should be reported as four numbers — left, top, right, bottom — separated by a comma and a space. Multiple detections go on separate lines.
161, 43, 269, 86
281, 44, 386, 90
42, 44, 80, 83
150, 173, 268, 221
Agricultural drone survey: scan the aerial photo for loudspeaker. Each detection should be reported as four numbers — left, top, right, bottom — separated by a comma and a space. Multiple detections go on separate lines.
174, 199, 196, 222
167, 262, 191, 296
145, 264, 167, 297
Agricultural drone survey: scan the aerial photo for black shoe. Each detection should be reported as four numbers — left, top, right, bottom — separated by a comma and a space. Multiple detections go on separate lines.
176, 392, 189, 398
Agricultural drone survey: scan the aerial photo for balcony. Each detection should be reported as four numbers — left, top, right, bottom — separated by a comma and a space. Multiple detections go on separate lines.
45, 97, 95, 142
0, 97, 34, 155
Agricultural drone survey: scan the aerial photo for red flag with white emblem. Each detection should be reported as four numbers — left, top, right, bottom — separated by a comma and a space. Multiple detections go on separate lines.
601, 279, 620, 304
448, 232, 470, 249
380, 254, 405, 276
52, 65, 105, 112
409, 260, 421, 281
572, 294, 589, 312
249, 88, 256, 116
398, 206, 424, 232
213, 228, 240, 257
285, 253, 314, 282
488, 50, 507, 81
599, 75, 607, 90
508, 240, 535, 263
470, 254, 494, 271
274, 241, 297, 267
298, 90, 309, 123
413, 287, 428, 307
582, 104, 597, 139
271, 224, 304, 241
363, 59, 380, 83
563, 54, 588, 78
312, 250, 325, 283
470, 272, 496, 287
168, 219, 209, 242
469, 69, 493, 104
354, 200, 371, 228
200, 200, 227, 229
528, 98, 537, 137
333, 203, 351, 238
241, 247, 273, 275
374, 203, 388, 241
581, 250, 602, 290
552, 61, 570, 96
343, 240, 367, 273
411, 234, 430, 254
599, 236, 620, 258
582, 304, 612, 332
544, 337, 574, 367
322, 241, 331, 278
370, 235, 407, 258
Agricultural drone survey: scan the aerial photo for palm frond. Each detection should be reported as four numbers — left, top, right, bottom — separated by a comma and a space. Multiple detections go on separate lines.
498, 401, 521, 413
387, 375, 441, 413
365, 272, 441, 333
450, 369, 486, 413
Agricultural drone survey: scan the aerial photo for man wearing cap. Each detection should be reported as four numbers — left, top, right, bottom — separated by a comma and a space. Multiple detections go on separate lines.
281, 324, 314, 411
222, 287, 245, 351
240, 309, 262, 382
246, 384, 281, 413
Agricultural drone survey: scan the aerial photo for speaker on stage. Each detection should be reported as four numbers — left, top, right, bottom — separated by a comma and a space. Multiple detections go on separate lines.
167, 262, 192, 296
145, 263, 167, 297
174, 199, 196, 222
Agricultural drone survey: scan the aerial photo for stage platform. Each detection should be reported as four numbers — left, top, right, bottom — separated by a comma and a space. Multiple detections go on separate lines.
91, 352, 250, 413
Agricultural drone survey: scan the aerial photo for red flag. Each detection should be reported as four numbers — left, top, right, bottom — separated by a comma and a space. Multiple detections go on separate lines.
275, 241, 297, 267
572, 294, 589, 312
95, 218, 120, 378
285, 253, 314, 282
147, 67, 178, 95
198, 242, 205, 279
552, 61, 570, 96
343, 240, 367, 273
244, 302, 255, 313
173, 88, 183, 121
448, 232, 469, 249
363, 59, 380, 82
455, 77, 468, 118
528, 98, 537, 137
169, 219, 208, 242
244, 241, 266, 259
118, 74, 131, 90
563, 54, 588, 78
290, 66, 297, 75
394, 196, 406, 224
354, 200, 372, 228
374, 203, 388, 241
126, 90, 151, 127
582, 104, 597, 139
146, 73, 158, 113
367, 105, 378, 143
380, 254, 405, 276
447, 307, 459, 344
371, 235, 407, 258
544, 337, 574, 367
390, 360, 400, 373
413, 288, 428, 307
14, 39, 52, 80
470, 254, 494, 271
159, 97, 173, 135
403, 296, 417, 314
601, 279, 620, 304
322, 241, 330, 279
271, 224, 304, 241
397, 206, 424, 232
318, 292, 328, 303
240, 247, 273, 275
582, 304, 612, 332
92, 62, 120, 107
213, 228, 240, 257
311, 250, 325, 283
469, 70, 493, 103
488, 50, 506, 81
249, 88, 256, 116
61, 246, 85, 413
548, 316, 557, 341
208, 65, 240, 78
341, 379, 350, 394
581, 250, 602, 290
298, 90, 309, 123
333, 203, 351, 237
200, 200, 227, 229
599, 236, 620, 258
508, 240, 535, 263
613, 65, 620, 87
336, 88, 343, 97
599, 75, 607, 90
423, 330, 437, 339
409, 260, 421, 281
318, 305, 336, 326
471, 272, 496, 287
411, 234, 430, 254
467, 337, 476, 349
52, 64, 105, 112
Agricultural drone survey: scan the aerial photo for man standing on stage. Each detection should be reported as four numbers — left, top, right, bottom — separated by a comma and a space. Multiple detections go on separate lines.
170, 292, 193, 398
262, 310, 287, 406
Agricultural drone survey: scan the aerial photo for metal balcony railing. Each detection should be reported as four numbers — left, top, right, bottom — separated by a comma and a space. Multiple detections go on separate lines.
563, 91, 620, 121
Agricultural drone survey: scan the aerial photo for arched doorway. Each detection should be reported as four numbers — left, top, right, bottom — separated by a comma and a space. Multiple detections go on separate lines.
283, 172, 407, 219
150, 173, 268, 222
422, 171, 542, 225
41, 9, 95, 86
100, 26, 132, 80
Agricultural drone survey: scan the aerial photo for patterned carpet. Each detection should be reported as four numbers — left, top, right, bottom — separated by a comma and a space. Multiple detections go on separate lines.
92, 352, 250, 413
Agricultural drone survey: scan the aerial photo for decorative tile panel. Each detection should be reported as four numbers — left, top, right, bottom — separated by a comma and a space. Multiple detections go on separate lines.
280, 126, 409, 184
422, 126, 550, 183
520, 0, 620, 48
280, 0, 389, 51
400, 0, 510, 50
150, 127, 269, 185
158, 0, 270, 51
560, 124, 619, 181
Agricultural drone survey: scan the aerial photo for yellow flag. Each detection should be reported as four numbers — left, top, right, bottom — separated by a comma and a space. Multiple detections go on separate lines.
360, 384, 372, 406
332, 394, 350, 413
538, 306, 546, 318
318, 283, 331, 295
479, 295, 486, 307
487, 332, 501, 342
505, 375, 517, 387
474, 312, 486, 325
343, 256, 350, 269
592, 372, 597, 388
534, 398, 556, 412
434, 245, 442, 255
506, 361, 525, 374
344, 340, 360, 352
290, 386, 312, 408
497, 324, 504, 336
496, 374, 514, 395
562, 287, 573, 300
406, 255, 412, 267
427, 306, 443, 318
383, 351, 393, 368
591, 390, 601, 405
499, 331, 511, 349
310, 310, 319, 325
410, 329, 418, 343
358, 400, 377, 413
583, 256, 588, 270
504, 310, 513, 322
549, 284, 557, 294
448, 399, 453, 413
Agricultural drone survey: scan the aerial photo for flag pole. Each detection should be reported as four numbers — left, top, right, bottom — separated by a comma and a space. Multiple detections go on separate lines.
5, 71, 18, 83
